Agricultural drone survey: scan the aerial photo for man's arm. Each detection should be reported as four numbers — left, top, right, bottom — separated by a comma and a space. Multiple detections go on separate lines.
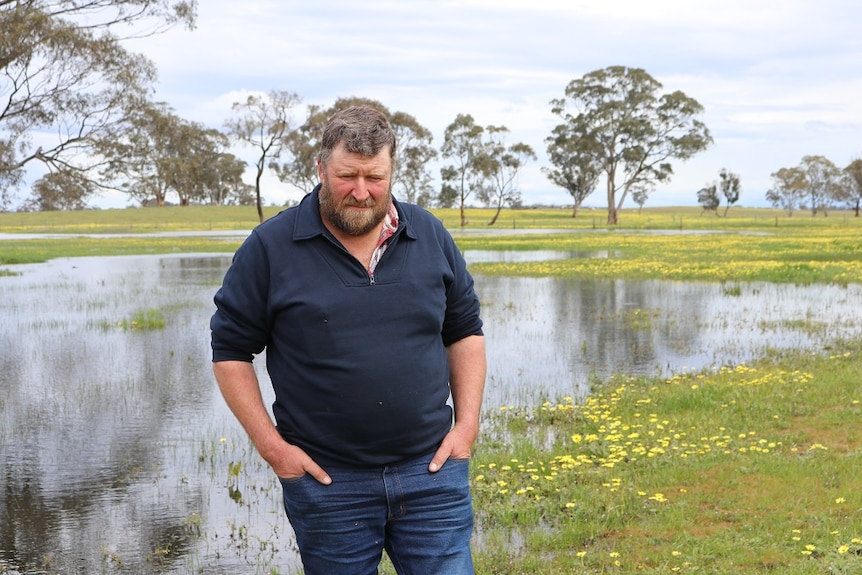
213, 360, 331, 484
429, 334, 486, 472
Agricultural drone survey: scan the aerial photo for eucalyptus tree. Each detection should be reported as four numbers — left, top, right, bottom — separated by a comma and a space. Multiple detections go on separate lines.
97, 100, 178, 206
631, 184, 653, 213
718, 169, 741, 216
544, 122, 601, 217
225, 90, 302, 222
766, 167, 807, 216
97, 99, 239, 207
549, 66, 712, 224
477, 126, 535, 225
440, 113, 486, 227
799, 155, 841, 216
199, 152, 251, 206
22, 170, 94, 211
698, 168, 741, 216
842, 158, 862, 217
275, 96, 437, 205
162, 125, 245, 206
696, 184, 720, 215
389, 110, 437, 205
0, 0, 197, 210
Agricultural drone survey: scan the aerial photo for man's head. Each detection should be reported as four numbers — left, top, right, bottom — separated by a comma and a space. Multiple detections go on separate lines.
318, 106, 396, 169
317, 106, 397, 237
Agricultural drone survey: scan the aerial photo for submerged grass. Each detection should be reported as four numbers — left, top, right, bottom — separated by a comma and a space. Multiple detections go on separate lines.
471, 342, 862, 573
111, 308, 166, 330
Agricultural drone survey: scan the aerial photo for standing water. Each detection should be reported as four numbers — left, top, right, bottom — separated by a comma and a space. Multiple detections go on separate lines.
1, 252, 861, 573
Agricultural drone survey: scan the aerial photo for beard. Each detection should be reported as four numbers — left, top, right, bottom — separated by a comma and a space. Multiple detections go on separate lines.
318, 178, 392, 237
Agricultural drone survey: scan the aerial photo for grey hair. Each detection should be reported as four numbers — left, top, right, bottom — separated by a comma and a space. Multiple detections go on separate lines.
318, 106, 396, 167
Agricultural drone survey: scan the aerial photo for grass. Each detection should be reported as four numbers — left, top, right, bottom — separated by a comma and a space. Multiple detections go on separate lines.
0, 235, 239, 266
471, 343, 862, 573
0, 204, 860, 235
457, 227, 862, 284
109, 308, 167, 330
3, 207, 862, 286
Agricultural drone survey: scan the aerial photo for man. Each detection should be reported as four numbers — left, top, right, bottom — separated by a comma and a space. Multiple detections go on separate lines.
210, 105, 486, 574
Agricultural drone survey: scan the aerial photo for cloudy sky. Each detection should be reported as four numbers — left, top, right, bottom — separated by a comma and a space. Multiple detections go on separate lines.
112, 0, 862, 209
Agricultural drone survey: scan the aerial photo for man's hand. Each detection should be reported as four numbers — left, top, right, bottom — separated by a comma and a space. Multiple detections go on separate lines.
428, 423, 478, 472
264, 439, 332, 485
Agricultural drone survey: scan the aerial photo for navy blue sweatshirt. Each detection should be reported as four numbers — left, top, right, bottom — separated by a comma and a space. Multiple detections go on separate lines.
210, 187, 483, 467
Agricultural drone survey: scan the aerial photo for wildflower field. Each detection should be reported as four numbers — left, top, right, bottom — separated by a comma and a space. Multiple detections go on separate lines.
470, 345, 862, 573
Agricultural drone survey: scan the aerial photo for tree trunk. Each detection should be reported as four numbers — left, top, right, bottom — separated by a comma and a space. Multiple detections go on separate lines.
255, 167, 264, 223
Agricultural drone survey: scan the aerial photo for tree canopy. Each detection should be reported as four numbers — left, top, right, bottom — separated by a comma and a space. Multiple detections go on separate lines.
224, 90, 301, 222
0, 0, 197, 209
549, 66, 712, 224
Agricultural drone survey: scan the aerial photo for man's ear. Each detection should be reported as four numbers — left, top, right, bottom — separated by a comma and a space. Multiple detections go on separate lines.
317, 158, 324, 182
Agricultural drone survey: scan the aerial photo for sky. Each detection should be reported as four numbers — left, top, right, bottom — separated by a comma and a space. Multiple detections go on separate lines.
102, 0, 862, 209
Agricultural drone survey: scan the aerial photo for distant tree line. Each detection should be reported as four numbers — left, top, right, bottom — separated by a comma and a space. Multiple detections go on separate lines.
3, 3, 859, 224
766, 156, 862, 217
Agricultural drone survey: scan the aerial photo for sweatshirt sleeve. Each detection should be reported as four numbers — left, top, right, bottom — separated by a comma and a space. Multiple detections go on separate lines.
210, 231, 272, 363
439, 227, 484, 347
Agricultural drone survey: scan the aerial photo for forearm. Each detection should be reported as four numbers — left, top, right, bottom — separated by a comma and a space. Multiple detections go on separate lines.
446, 334, 486, 440
212, 360, 284, 463
212, 360, 331, 483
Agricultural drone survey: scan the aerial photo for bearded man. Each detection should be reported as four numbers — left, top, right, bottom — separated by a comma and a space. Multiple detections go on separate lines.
210, 105, 486, 574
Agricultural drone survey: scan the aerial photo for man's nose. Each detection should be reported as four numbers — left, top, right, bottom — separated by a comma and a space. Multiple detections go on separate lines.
350, 178, 373, 200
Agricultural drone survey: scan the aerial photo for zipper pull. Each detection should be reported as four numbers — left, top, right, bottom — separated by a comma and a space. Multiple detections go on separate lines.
369, 273, 376, 286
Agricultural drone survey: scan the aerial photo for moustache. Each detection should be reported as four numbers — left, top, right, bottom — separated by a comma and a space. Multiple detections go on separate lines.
342, 198, 376, 208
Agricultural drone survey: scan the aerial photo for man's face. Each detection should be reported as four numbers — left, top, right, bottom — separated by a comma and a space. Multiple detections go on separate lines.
318, 143, 393, 237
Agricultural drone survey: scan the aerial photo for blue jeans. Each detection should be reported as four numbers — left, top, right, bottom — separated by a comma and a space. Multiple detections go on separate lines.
279, 452, 474, 575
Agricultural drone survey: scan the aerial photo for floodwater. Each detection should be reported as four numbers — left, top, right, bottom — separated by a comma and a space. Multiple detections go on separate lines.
2, 251, 861, 574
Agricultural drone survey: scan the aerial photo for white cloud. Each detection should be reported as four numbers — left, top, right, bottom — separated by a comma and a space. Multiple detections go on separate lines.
98, 0, 862, 209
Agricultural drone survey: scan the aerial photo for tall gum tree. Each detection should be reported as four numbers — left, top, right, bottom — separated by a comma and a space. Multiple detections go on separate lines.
550, 66, 712, 224
766, 166, 807, 216
544, 122, 601, 217
843, 158, 862, 216
440, 113, 485, 227
478, 126, 535, 226
224, 90, 301, 223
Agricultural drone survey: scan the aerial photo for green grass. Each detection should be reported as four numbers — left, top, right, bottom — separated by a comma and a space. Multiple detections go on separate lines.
109, 308, 167, 330
457, 227, 862, 284
471, 343, 862, 573
3, 207, 862, 286
1, 204, 860, 235
0, 236, 240, 266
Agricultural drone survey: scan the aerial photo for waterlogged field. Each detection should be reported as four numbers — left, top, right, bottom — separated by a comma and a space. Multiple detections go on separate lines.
1, 207, 862, 574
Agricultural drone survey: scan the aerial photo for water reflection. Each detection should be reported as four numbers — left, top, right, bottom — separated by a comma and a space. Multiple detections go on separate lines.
0, 255, 240, 573
1, 252, 860, 573
477, 274, 862, 407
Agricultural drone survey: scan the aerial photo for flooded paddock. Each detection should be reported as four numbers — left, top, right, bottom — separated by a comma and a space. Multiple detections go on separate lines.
2, 252, 861, 573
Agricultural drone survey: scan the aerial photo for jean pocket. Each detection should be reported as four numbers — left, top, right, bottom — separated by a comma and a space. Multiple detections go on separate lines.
277, 473, 309, 485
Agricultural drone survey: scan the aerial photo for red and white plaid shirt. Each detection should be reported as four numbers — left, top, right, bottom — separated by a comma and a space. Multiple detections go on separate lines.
368, 202, 398, 275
